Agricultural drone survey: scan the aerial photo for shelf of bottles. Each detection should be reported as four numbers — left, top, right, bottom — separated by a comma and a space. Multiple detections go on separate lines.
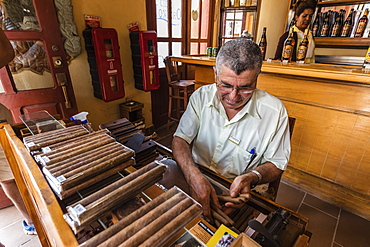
219, 0, 259, 45
313, 1, 370, 47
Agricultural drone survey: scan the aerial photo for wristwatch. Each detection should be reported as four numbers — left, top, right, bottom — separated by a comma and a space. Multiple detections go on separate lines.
249, 170, 262, 187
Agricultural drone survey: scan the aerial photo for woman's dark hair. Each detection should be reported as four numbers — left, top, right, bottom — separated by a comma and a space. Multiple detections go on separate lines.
294, 0, 317, 17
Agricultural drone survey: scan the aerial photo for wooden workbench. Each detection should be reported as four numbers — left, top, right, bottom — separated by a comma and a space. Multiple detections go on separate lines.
171, 55, 370, 220
0, 122, 311, 246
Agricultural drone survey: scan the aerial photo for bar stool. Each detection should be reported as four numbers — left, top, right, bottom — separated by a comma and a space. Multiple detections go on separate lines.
164, 56, 195, 128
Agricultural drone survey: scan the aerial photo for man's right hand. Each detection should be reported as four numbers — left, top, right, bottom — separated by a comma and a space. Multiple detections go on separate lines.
172, 136, 221, 221
187, 171, 221, 222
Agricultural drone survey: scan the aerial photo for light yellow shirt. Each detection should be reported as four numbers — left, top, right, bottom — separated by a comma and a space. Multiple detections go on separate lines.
174, 84, 291, 179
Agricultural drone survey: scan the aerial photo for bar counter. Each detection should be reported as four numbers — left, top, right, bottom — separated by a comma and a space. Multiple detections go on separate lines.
172, 55, 370, 220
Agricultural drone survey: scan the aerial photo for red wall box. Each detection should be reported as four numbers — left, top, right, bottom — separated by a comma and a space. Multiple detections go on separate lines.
130, 31, 160, 92
83, 28, 125, 102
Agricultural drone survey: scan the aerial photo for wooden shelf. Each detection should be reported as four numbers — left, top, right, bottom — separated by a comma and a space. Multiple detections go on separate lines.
318, 0, 369, 6
221, 6, 257, 11
315, 37, 370, 48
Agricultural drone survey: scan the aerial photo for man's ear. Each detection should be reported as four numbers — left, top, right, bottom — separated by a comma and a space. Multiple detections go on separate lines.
213, 66, 217, 82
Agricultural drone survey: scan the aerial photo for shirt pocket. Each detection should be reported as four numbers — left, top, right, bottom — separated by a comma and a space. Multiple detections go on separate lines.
228, 146, 253, 177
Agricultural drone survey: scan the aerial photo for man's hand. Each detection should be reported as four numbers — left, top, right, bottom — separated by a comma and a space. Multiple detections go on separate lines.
222, 173, 257, 214
172, 136, 222, 222
187, 172, 221, 221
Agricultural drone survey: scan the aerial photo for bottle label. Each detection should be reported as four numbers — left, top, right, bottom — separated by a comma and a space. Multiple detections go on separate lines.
321, 25, 329, 36
341, 25, 350, 36
260, 46, 265, 60
366, 48, 370, 61
331, 25, 339, 36
312, 25, 318, 36
355, 22, 367, 37
282, 45, 293, 59
297, 46, 308, 60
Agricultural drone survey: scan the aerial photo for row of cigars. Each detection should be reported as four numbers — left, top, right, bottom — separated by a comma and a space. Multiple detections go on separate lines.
22, 121, 202, 246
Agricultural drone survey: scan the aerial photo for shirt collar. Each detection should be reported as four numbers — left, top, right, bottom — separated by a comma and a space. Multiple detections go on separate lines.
207, 84, 261, 120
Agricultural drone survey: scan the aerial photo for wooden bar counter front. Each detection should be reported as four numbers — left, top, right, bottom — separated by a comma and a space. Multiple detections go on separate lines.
172, 55, 370, 220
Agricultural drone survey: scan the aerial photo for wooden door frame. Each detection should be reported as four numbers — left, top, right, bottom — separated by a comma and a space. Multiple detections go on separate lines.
0, 0, 78, 123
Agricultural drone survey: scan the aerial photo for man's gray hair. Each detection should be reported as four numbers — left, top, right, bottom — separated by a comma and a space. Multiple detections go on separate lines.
215, 39, 262, 76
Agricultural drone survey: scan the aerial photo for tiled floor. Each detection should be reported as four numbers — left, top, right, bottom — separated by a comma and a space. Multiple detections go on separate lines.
1, 124, 369, 247
0, 205, 41, 247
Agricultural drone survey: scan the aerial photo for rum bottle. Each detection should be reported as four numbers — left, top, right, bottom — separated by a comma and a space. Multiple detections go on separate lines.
330, 14, 342, 37
281, 27, 295, 62
297, 28, 309, 62
259, 27, 267, 60
341, 9, 354, 37
312, 14, 320, 37
354, 8, 369, 37
320, 13, 330, 37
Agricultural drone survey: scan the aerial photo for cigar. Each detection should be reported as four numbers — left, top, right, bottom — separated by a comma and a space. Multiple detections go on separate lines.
42, 129, 109, 154
60, 150, 135, 190
118, 198, 194, 247
59, 158, 135, 199
218, 195, 249, 204
138, 204, 202, 247
97, 192, 187, 247
81, 187, 180, 247
46, 142, 118, 171
211, 203, 235, 226
41, 136, 116, 166
51, 147, 130, 177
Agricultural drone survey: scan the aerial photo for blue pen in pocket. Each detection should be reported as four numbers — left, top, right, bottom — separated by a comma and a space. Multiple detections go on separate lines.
243, 147, 257, 173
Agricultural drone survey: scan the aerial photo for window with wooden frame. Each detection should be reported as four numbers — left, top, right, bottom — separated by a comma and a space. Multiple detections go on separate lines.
189, 0, 215, 55
219, 0, 259, 45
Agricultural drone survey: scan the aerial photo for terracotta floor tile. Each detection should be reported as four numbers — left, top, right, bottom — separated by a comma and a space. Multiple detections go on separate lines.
335, 209, 370, 247
303, 194, 340, 218
0, 205, 23, 230
275, 182, 306, 212
298, 203, 337, 247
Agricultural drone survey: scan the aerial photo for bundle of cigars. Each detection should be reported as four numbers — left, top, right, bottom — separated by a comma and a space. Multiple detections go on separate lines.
79, 186, 202, 247
64, 161, 167, 233
99, 118, 158, 167
28, 126, 134, 199
23, 124, 203, 246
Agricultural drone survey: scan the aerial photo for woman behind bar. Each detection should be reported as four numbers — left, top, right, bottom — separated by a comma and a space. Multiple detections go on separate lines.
274, 0, 317, 63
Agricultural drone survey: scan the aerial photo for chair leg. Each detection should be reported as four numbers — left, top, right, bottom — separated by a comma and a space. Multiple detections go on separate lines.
167, 88, 173, 130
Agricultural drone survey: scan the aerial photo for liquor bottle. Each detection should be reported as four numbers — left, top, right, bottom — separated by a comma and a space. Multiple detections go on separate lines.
234, 0, 240, 7
281, 27, 295, 62
354, 8, 369, 37
320, 13, 330, 37
297, 28, 309, 62
224, 0, 230, 7
288, 18, 295, 32
312, 14, 320, 37
363, 46, 370, 69
341, 9, 354, 37
330, 14, 342, 37
259, 27, 267, 60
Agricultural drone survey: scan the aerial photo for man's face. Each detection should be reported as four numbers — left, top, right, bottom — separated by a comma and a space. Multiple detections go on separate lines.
214, 65, 258, 111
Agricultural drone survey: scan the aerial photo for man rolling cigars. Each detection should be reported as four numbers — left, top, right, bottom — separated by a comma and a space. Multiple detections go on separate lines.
172, 39, 291, 221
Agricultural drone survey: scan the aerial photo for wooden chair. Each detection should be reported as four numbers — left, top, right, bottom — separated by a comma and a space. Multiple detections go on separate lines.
164, 56, 195, 128
268, 116, 296, 200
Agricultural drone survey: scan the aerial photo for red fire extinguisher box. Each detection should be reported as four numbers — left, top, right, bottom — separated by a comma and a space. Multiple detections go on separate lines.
130, 31, 160, 92
83, 28, 125, 102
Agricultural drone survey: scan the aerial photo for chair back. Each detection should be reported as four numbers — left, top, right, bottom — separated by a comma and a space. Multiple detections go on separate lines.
268, 116, 296, 200
164, 56, 179, 84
